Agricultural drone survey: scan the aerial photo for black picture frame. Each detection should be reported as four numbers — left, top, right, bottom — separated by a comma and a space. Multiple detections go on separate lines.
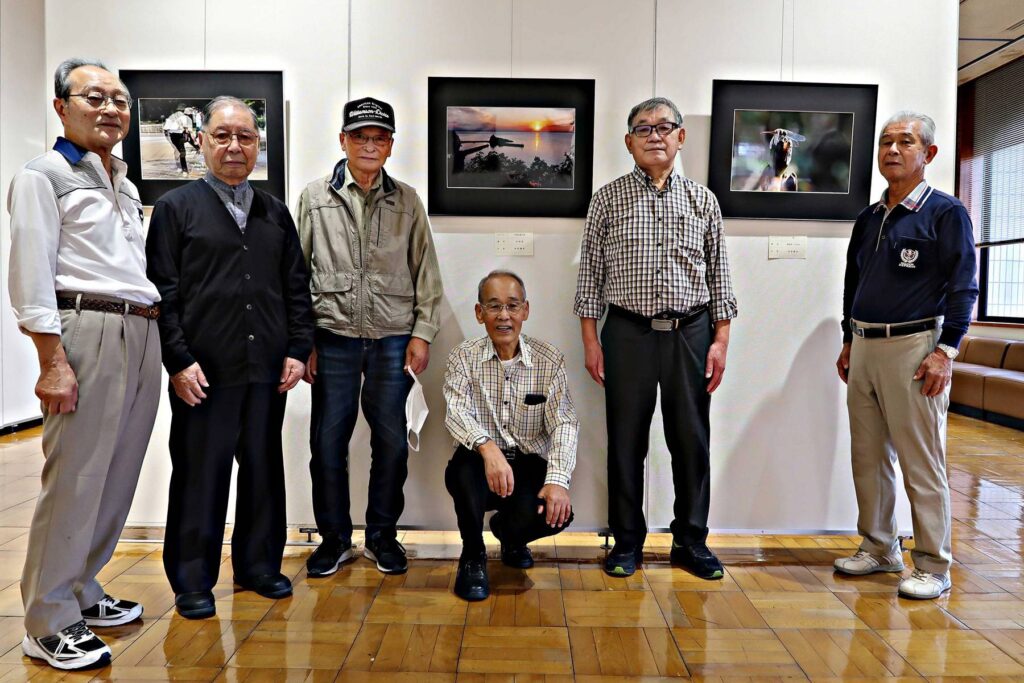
707, 79, 878, 221
427, 77, 594, 218
119, 70, 285, 205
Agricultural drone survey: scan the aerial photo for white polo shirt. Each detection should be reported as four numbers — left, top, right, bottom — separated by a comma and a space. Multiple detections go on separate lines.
7, 137, 160, 335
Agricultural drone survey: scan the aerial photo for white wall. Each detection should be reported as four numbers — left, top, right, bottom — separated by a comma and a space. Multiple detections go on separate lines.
6, 0, 962, 531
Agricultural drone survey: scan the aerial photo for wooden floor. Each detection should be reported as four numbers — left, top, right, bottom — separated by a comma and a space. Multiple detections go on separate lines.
2, 415, 1024, 681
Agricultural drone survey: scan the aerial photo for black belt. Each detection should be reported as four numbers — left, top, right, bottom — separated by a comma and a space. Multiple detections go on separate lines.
57, 294, 160, 320
609, 303, 708, 331
851, 319, 937, 338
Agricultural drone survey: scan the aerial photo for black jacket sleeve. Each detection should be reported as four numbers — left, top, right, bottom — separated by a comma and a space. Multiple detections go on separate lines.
275, 201, 315, 361
146, 197, 196, 375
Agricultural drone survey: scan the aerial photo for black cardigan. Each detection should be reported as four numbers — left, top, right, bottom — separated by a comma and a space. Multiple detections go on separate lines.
146, 180, 314, 386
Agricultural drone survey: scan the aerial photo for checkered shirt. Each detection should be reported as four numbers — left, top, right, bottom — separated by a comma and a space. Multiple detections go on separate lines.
574, 166, 738, 321
443, 334, 579, 489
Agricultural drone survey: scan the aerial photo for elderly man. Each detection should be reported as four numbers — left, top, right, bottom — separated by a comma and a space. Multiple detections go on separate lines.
575, 97, 738, 579
835, 111, 978, 599
444, 270, 578, 601
8, 58, 160, 670
296, 97, 443, 576
147, 96, 314, 619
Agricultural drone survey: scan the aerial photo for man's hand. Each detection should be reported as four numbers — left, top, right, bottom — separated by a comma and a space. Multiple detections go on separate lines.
836, 343, 852, 383
580, 318, 604, 386
405, 337, 430, 375
481, 442, 514, 497
705, 319, 731, 394
303, 348, 317, 384
278, 357, 305, 393
36, 349, 78, 415
913, 350, 952, 397
171, 362, 209, 406
537, 483, 571, 528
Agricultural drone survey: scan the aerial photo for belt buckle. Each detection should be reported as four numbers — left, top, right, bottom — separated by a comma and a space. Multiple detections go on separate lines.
651, 318, 674, 332
504, 448, 517, 462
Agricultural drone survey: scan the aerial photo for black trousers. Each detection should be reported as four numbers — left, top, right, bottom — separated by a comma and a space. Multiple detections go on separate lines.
445, 446, 573, 555
164, 382, 287, 594
602, 307, 712, 549
167, 133, 187, 172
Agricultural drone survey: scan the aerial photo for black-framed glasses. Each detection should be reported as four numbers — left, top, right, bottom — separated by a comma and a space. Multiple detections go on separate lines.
208, 130, 260, 147
482, 302, 525, 315
68, 91, 132, 112
349, 130, 393, 147
630, 122, 679, 138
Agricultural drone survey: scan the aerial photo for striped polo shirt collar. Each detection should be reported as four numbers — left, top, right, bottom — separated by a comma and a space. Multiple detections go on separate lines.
874, 180, 933, 214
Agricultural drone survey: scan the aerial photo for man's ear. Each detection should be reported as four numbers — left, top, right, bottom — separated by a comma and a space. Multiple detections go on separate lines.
53, 97, 67, 122
474, 302, 485, 325
924, 144, 938, 165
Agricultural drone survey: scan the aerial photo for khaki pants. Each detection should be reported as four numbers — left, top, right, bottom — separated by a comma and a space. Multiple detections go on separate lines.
847, 329, 952, 574
21, 307, 161, 636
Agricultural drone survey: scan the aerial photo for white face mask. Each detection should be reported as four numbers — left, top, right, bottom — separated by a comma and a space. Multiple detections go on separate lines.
405, 367, 429, 451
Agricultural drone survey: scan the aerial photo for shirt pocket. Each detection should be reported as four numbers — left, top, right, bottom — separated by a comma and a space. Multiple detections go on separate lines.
890, 236, 935, 276
674, 213, 707, 271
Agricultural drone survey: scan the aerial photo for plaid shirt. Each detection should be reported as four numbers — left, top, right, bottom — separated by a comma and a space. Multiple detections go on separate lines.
574, 166, 738, 321
443, 334, 579, 489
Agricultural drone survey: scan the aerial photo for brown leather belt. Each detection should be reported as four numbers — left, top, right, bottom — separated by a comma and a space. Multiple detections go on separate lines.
57, 294, 160, 320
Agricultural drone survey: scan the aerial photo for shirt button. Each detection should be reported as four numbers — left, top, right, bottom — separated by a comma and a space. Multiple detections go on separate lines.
248, 334, 255, 341
246, 304, 253, 311
503, 401, 509, 405
505, 375, 510, 380
244, 274, 251, 280
657, 242, 662, 247
243, 245, 249, 251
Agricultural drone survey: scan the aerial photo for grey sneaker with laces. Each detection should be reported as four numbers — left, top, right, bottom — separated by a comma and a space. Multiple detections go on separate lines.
898, 568, 951, 599
21, 620, 111, 670
81, 593, 143, 627
833, 550, 905, 576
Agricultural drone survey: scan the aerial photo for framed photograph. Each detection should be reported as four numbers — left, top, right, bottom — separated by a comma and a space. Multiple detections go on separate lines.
427, 77, 595, 218
119, 70, 285, 205
707, 80, 878, 220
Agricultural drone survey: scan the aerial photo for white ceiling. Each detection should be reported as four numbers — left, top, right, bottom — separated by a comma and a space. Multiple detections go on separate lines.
959, 0, 1024, 83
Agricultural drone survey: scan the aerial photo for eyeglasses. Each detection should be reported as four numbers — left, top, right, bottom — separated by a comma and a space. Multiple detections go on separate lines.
481, 302, 525, 315
208, 130, 260, 147
68, 91, 132, 111
630, 122, 679, 138
349, 130, 393, 147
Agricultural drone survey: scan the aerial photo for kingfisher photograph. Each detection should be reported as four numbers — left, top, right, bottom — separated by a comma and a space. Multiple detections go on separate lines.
446, 106, 576, 190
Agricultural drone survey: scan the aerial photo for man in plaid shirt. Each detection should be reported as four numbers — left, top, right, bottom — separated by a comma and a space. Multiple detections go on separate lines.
444, 270, 579, 601
575, 97, 738, 580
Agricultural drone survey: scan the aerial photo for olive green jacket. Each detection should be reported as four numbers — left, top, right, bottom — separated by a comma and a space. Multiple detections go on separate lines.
295, 160, 442, 342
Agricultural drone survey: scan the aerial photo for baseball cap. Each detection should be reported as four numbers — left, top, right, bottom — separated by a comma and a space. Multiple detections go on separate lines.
343, 97, 396, 133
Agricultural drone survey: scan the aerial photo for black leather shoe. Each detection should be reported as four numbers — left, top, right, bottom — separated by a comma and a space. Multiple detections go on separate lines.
363, 534, 408, 575
603, 543, 642, 577
500, 544, 534, 569
175, 591, 215, 619
234, 573, 293, 599
307, 535, 354, 577
670, 542, 724, 580
454, 552, 489, 601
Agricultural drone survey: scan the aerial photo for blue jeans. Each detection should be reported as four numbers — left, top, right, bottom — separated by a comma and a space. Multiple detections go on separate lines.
310, 331, 412, 540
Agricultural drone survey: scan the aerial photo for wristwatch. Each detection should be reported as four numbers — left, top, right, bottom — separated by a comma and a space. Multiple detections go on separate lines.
936, 343, 958, 360
471, 436, 490, 453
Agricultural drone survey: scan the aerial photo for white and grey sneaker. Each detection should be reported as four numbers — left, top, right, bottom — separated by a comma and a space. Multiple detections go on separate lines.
833, 550, 905, 576
898, 569, 951, 599
21, 620, 111, 670
81, 594, 143, 627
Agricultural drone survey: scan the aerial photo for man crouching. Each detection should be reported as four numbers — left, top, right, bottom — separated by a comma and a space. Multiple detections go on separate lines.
443, 270, 579, 601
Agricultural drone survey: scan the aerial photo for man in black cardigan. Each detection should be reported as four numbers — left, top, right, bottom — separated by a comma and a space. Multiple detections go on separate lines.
146, 97, 314, 619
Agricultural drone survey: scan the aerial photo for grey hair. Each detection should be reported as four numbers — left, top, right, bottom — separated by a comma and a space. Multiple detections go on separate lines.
627, 97, 683, 131
54, 58, 127, 100
880, 110, 936, 148
477, 270, 527, 302
202, 96, 258, 130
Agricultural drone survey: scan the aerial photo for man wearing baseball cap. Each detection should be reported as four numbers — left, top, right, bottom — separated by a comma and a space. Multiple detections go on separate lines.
296, 97, 443, 576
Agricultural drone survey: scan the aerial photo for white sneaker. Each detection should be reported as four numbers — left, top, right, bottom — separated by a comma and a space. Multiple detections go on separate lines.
898, 569, 951, 599
833, 550, 905, 575
81, 593, 143, 627
22, 620, 111, 670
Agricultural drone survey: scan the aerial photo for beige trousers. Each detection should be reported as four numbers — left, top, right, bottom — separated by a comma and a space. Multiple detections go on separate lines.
21, 307, 161, 636
847, 329, 952, 574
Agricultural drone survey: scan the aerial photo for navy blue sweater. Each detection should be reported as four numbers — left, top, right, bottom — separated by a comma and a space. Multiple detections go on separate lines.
842, 185, 978, 348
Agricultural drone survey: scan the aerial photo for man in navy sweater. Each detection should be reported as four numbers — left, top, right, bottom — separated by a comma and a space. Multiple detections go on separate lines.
834, 111, 978, 599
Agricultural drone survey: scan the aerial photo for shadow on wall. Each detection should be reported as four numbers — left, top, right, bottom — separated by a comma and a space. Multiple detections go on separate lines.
716, 319, 844, 528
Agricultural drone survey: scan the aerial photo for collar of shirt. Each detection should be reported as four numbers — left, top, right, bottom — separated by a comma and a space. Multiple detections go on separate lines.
630, 164, 678, 192
479, 335, 534, 369
53, 137, 129, 192
873, 180, 932, 214
203, 171, 253, 210
343, 162, 383, 195
53, 136, 88, 165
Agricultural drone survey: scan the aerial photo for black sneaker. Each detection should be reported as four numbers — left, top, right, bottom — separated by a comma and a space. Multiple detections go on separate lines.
500, 545, 534, 569
81, 593, 143, 627
454, 552, 489, 601
307, 535, 355, 577
670, 542, 724, 580
603, 543, 642, 578
363, 535, 408, 574
21, 620, 111, 670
